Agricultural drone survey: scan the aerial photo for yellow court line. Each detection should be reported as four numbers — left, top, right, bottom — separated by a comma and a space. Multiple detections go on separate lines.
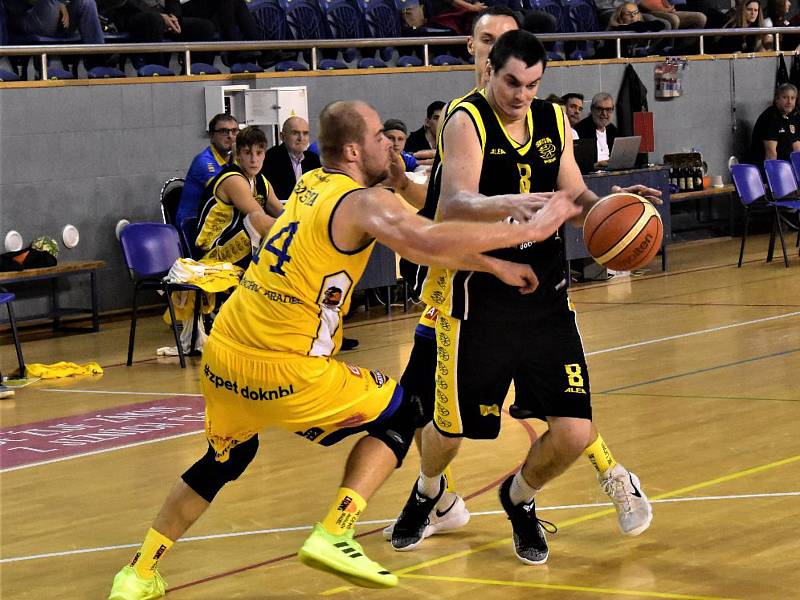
401, 574, 740, 600
322, 454, 800, 596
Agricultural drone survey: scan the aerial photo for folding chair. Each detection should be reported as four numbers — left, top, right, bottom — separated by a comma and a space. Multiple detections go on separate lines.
159, 178, 185, 226
731, 163, 791, 268
119, 223, 202, 368
0, 290, 25, 378
763, 159, 800, 254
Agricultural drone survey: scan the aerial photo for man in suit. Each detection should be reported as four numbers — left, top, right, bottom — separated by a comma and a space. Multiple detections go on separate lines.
261, 116, 321, 201
575, 92, 618, 169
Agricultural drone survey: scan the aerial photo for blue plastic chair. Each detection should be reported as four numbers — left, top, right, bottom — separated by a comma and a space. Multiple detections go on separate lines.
763, 159, 800, 254
137, 64, 176, 77
87, 66, 126, 79
568, 0, 600, 59
230, 61, 264, 73
731, 163, 791, 268
279, 0, 331, 66
357, 0, 420, 65
0, 291, 25, 378
191, 62, 221, 75
528, 0, 569, 59
119, 223, 203, 368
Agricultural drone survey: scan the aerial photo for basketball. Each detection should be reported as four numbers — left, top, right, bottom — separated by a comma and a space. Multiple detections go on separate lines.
583, 193, 663, 271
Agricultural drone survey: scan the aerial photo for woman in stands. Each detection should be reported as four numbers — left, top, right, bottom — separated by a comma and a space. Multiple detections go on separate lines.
601, 2, 666, 58
716, 0, 769, 53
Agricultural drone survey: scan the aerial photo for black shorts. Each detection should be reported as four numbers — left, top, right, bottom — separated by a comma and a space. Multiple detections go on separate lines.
433, 298, 592, 439
399, 326, 437, 423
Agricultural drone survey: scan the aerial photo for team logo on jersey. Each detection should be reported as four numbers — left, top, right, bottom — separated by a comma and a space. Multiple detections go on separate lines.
322, 286, 343, 307
369, 370, 388, 388
536, 137, 557, 163
489, 148, 507, 155
296, 427, 325, 441
346, 364, 362, 377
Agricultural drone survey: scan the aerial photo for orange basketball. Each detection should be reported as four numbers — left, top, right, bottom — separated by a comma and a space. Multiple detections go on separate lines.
583, 193, 663, 271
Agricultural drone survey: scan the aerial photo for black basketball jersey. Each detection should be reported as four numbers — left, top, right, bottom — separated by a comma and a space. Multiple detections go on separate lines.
420, 91, 568, 321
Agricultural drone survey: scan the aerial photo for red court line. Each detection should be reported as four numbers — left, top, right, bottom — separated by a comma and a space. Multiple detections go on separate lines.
168, 414, 538, 594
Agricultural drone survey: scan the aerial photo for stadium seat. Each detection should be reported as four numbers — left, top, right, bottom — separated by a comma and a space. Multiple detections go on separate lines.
0, 68, 19, 81
789, 150, 800, 184
357, 57, 387, 68
278, 0, 331, 66
319, 0, 367, 64
527, 0, 569, 59
231, 62, 265, 73
567, 0, 599, 59
357, 0, 420, 66
431, 54, 462, 65
191, 62, 221, 75
319, 58, 349, 69
137, 64, 176, 77
87, 66, 126, 78
39, 65, 75, 80
763, 159, 800, 255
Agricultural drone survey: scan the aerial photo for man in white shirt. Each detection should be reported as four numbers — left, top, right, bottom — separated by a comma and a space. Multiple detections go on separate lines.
575, 92, 618, 169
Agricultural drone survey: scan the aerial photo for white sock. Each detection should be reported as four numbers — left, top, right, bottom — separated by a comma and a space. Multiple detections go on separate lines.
417, 472, 442, 498
509, 470, 541, 506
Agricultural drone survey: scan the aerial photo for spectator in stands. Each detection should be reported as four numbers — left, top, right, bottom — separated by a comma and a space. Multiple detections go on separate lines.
6, 0, 105, 67
561, 92, 584, 139
97, 0, 216, 67
261, 116, 321, 201
716, 0, 769, 53
748, 83, 800, 165
384, 119, 419, 172
176, 113, 238, 229
427, 0, 487, 36
764, 0, 795, 51
576, 92, 618, 169
405, 100, 445, 164
603, 2, 667, 57
195, 126, 283, 270
638, 0, 706, 31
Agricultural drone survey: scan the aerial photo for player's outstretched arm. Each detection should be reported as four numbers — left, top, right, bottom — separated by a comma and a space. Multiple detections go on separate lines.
333, 187, 578, 283
220, 176, 278, 237
381, 151, 428, 210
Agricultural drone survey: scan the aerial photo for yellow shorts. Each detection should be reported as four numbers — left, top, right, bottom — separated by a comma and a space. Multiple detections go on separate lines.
201, 333, 400, 462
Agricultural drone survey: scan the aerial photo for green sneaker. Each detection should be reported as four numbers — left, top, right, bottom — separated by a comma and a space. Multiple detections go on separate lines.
298, 523, 398, 589
108, 565, 167, 600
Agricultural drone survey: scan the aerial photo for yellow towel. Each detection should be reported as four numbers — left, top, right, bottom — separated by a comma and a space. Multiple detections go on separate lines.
164, 259, 244, 324
25, 362, 104, 379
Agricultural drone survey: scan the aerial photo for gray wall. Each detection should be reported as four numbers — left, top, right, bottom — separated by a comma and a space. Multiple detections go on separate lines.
0, 56, 777, 318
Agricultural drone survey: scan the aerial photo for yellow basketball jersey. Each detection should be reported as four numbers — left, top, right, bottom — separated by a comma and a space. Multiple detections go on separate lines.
213, 168, 372, 356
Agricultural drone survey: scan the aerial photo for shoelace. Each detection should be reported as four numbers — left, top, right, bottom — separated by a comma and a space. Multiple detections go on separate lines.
518, 503, 558, 535
602, 474, 633, 514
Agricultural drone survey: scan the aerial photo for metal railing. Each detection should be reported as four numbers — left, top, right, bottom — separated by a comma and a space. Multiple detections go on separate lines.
1, 26, 795, 80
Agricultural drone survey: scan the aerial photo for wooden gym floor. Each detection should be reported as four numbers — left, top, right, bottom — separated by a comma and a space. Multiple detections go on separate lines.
1, 233, 799, 599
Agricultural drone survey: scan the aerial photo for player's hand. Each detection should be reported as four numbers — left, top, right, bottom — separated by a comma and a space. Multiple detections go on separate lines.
490, 259, 539, 294
504, 192, 553, 222
612, 184, 663, 205
162, 13, 181, 33
519, 190, 581, 241
383, 151, 409, 191
57, 3, 70, 29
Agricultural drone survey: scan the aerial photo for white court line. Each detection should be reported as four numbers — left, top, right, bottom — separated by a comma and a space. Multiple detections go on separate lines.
0, 431, 203, 474
2, 491, 797, 564
586, 311, 800, 356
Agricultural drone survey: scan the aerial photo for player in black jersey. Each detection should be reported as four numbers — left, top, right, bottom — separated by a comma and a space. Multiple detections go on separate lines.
391, 29, 661, 565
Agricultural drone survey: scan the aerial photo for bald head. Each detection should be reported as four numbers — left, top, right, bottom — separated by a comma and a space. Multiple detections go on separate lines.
280, 116, 311, 156
318, 101, 371, 164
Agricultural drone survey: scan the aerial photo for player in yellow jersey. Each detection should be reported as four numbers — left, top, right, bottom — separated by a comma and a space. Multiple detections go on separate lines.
388, 7, 658, 550
108, 100, 581, 599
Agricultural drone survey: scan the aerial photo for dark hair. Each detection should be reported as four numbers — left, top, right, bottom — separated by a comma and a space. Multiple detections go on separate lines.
488, 29, 547, 74
545, 93, 564, 105
318, 100, 369, 163
383, 118, 408, 135
208, 113, 238, 133
471, 6, 520, 35
561, 92, 584, 103
426, 101, 446, 119
234, 126, 267, 152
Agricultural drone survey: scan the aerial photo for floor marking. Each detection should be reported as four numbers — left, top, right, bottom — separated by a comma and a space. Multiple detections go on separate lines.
3, 491, 797, 565
321, 454, 800, 595
400, 574, 740, 600
600, 347, 800, 394
41, 389, 201, 397
586, 311, 800, 357
600, 391, 799, 403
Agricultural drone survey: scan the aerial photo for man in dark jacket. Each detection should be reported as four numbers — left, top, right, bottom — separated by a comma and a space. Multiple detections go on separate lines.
6, 0, 104, 44
575, 92, 618, 169
261, 116, 321, 201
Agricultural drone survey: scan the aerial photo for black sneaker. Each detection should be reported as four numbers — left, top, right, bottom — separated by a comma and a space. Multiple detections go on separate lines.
508, 403, 536, 420
498, 475, 557, 565
341, 337, 359, 351
391, 476, 446, 551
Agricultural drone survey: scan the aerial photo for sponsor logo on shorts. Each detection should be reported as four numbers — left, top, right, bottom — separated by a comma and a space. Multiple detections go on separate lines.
435, 375, 448, 390
369, 370, 387, 388
438, 316, 451, 331
295, 427, 324, 441
431, 291, 445, 304
437, 361, 449, 376
437, 347, 450, 361
335, 412, 367, 428
438, 332, 451, 347
204, 364, 294, 401
479, 404, 500, 417
346, 364, 362, 377
435, 389, 448, 404
424, 306, 439, 321
435, 414, 452, 429
436, 403, 450, 416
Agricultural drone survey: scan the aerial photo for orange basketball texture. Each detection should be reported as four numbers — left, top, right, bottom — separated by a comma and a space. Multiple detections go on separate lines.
583, 193, 663, 271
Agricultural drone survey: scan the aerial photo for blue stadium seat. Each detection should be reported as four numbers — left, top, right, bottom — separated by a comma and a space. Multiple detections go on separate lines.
318, 0, 367, 64
278, 0, 331, 66
319, 58, 348, 69
527, 0, 570, 59
137, 64, 176, 77
431, 54, 462, 65
0, 68, 19, 81
231, 62, 265, 73
274, 60, 309, 71
41, 65, 75, 79
87, 66, 125, 78
191, 62, 221, 75
568, 0, 600, 59
357, 57, 387, 67
245, 0, 302, 66
357, 0, 421, 65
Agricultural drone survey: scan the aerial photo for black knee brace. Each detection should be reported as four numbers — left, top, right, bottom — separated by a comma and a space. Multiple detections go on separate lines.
368, 389, 425, 468
181, 435, 259, 502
